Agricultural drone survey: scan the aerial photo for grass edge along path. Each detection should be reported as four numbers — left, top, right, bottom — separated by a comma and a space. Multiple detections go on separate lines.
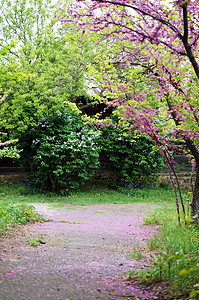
0, 181, 198, 299
0, 201, 44, 236
128, 208, 199, 299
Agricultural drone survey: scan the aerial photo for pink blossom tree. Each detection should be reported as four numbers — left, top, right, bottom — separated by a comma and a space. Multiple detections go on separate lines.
62, 0, 199, 223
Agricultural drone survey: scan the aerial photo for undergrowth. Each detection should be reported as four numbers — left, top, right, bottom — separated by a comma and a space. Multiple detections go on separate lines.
0, 201, 43, 235
129, 209, 199, 298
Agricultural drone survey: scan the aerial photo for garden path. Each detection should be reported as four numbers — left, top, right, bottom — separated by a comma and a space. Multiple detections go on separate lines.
0, 203, 161, 300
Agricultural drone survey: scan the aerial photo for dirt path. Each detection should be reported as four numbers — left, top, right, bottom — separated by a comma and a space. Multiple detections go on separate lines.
0, 203, 160, 300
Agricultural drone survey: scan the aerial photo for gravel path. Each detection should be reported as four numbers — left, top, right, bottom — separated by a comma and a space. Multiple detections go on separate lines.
0, 203, 159, 300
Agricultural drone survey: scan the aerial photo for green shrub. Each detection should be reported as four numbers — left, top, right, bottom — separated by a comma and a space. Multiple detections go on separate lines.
17, 109, 100, 194
99, 124, 164, 187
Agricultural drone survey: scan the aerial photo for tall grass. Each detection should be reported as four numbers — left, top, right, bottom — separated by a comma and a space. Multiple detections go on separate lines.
130, 209, 199, 298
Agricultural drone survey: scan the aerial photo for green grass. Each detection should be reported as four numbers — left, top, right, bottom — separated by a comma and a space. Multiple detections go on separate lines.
0, 200, 43, 235
127, 243, 144, 260
143, 205, 176, 225
28, 236, 46, 246
0, 179, 185, 205
130, 209, 199, 298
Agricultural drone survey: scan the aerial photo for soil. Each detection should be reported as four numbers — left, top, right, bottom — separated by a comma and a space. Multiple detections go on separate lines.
0, 203, 188, 299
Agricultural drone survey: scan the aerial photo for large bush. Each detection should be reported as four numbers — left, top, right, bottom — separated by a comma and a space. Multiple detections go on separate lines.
17, 109, 99, 194
99, 124, 164, 187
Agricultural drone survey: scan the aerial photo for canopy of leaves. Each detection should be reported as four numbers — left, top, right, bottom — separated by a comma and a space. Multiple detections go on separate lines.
0, 0, 98, 137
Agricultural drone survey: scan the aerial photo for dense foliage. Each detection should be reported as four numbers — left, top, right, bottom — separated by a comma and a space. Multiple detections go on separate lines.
0, 44, 23, 158
0, 0, 96, 137
64, 0, 199, 223
99, 124, 164, 187
17, 109, 100, 194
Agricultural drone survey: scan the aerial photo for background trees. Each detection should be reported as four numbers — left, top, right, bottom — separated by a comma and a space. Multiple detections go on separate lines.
0, 43, 24, 158
64, 0, 199, 222
0, 0, 95, 136
0, 0, 101, 188
0, 0, 164, 194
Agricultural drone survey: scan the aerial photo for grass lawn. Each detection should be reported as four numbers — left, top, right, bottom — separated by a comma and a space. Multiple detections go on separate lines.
0, 179, 185, 205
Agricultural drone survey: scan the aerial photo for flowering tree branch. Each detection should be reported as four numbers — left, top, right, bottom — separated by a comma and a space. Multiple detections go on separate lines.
63, 0, 199, 223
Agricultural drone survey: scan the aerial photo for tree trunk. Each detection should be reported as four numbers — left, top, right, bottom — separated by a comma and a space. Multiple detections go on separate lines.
191, 162, 199, 224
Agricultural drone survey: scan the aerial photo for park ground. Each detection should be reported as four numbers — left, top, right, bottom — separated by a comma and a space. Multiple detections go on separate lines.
0, 182, 198, 299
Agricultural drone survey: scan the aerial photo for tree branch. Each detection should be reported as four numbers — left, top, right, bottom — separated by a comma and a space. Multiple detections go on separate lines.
94, 0, 199, 79
183, 4, 188, 41
95, 0, 181, 36
166, 95, 199, 162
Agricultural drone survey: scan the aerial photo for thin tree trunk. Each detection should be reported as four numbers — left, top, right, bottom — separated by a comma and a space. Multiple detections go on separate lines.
191, 162, 199, 224
166, 95, 199, 223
